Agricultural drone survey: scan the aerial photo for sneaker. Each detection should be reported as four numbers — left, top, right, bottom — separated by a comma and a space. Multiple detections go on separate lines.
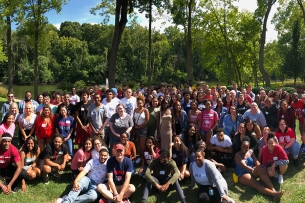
43, 174, 49, 184
228, 197, 235, 203
51, 168, 61, 178
99, 198, 110, 203
122, 198, 130, 203
278, 174, 283, 184
293, 159, 299, 167
135, 157, 142, 164
273, 172, 279, 179
56, 198, 63, 203
12, 187, 19, 193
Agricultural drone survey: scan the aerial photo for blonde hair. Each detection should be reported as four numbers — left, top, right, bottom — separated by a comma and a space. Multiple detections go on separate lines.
9, 102, 19, 114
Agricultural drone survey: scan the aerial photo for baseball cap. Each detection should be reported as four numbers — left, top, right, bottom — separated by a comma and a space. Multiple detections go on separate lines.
115, 144, 124, 151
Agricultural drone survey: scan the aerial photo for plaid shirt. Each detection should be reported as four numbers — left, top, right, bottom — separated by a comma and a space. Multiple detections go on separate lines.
18, 100, 39, 114
278, 107, 296, 129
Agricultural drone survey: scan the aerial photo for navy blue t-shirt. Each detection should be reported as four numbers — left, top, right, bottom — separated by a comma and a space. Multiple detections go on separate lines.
171, 147, 189, 167
106, 156, 133, 186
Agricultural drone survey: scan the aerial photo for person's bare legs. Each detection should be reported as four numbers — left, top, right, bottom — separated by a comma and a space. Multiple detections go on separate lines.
279, 165, 288, 175
253, 165, 274, 190
37, 138, 46, 153
239, 173, 282, 198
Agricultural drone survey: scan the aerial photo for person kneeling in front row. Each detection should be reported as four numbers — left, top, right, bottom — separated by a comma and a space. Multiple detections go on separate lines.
140, 148, 187, 203
56, 148, 109, 203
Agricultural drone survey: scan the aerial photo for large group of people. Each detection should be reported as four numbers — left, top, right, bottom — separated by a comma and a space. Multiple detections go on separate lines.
0, 82, 303, 203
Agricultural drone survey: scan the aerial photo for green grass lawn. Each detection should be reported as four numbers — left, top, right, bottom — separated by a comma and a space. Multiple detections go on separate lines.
0, 98, 305, 203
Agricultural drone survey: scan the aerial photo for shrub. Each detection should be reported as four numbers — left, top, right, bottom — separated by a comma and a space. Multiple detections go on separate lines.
73, 80, 86, 91
0, 86, 8, 98
58, 81, 73, 92
281, 87, 297, 94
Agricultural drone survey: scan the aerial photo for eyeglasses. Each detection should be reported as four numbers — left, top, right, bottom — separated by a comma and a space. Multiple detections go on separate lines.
8, 96, 13, 98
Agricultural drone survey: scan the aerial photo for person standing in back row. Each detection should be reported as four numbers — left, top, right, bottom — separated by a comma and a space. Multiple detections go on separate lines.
120, 88, 137, 119
70, 87, 80, 105
87, 94, 108, 139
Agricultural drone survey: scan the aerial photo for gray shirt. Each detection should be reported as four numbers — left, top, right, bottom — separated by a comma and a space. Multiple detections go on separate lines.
87, 103, 108, 132
243, 110, 267, 127
110, 113, 134, 134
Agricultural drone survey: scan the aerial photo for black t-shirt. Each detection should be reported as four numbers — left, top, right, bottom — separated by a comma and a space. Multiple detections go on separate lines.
236, 103, 249, 115
75, 101, 91, 125
40, 142, 68, 161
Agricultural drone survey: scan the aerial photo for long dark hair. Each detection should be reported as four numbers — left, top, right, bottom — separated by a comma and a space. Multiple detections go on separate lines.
173, 134, 189, 164
21, 136, 39, 156
160, 98, 170, 112
184, 124, 198, 152
81, 137, 93, 152
1, 113, 14, 125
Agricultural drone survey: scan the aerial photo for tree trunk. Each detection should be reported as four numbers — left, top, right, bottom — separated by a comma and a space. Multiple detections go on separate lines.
108, 0, 128, 88
297, 0, 305, 24
186, 0, 193, 83
6, 16, 13, 92
258, 0, 275, 87
147, 0, 152, 86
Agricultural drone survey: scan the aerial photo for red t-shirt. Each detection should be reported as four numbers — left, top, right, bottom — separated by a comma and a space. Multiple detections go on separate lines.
261, 144, 288, 166
141, 146, 160, 166
204, 95, 212, 100
291, 99, 304, 122
275, 128, 295, 147
198, 109, 219, 131
35, 116, 56, 139
0, 145, 21, 169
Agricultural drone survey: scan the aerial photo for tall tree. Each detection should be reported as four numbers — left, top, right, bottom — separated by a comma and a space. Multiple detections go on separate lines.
91, 0, 135, 88
282, 20, 304, 86
23, 0, 67, 98
256, 0, 276, 87
170, 0, 195, 83
0, 0, 23, 91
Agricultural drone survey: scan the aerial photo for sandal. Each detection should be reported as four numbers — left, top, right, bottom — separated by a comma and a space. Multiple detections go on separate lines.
273, 190, 284, 201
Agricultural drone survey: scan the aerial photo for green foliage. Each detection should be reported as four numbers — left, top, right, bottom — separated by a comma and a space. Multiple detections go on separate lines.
0, 40, 6, 62
281, 87, 297, 94
73, 80, 86, 90
0, 86, 8, 98
57, 81, 72, 92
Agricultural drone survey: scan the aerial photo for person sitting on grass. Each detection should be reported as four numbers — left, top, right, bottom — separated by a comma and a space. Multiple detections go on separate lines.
20, 136, 41, 192
97, 144, 135, 203
70, 137, 93, 180
172, 134, 190, 181
112, 132, 136, 174
208, 128, 233, 168
140, 148, 187, 203
275, 119, 300, 167
0, 133, 26, 194
189, 149, 235, 203
91, 136, 108, 160
56, 148, 109, 203
41, 134, 69, 184
234, 137, 284, 201
261, 133, 288, 184
138, 136, 160, 178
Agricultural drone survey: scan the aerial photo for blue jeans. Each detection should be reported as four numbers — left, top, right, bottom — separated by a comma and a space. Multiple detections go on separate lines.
63, 176, 100, 203
65, 137, 73, 157
286, 141, 300, 159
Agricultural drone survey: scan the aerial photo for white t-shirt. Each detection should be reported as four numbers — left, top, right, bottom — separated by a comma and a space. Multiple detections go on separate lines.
120, 96, 137, 118
70, 94, 80, 105
103, 98, 120, 125
210, 134, 232, 148
192, 162, 209, 185
84, 158, 108, 184
134, 111, 146, 125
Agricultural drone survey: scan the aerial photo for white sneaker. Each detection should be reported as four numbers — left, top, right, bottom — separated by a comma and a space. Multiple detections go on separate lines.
273, 172, 278, 179
56, 198, 63, 203
228, 197, 235, 203
135, 157, 142, 164
56, 195, 67, 203
278, 174, 283, 184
